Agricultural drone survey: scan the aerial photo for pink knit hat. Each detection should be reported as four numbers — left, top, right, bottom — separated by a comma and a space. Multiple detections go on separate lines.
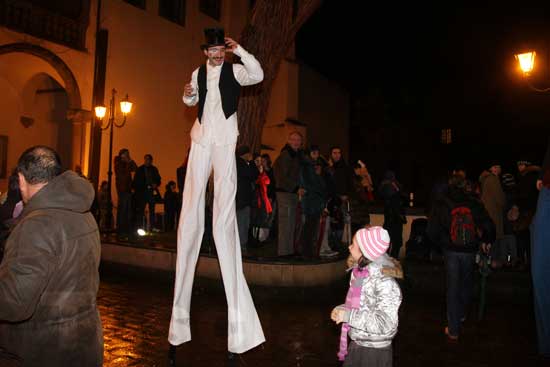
355, 226, 390, 261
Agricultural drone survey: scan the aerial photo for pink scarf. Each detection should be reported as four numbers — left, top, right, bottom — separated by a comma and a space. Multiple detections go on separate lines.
338, 266, 369, 361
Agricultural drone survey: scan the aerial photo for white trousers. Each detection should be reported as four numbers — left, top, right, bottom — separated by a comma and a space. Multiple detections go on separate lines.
168, 141, 265, 353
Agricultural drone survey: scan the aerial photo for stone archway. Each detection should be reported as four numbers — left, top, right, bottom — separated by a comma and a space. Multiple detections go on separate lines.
0, 43, 82, 112
0, 42, 92, 171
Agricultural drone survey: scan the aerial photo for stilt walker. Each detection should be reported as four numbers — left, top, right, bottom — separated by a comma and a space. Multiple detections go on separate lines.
168, 28, 265, 363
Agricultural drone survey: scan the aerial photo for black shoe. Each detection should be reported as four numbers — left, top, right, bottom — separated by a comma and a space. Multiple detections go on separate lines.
227, 351, 237, 366
168, 345, 176, 367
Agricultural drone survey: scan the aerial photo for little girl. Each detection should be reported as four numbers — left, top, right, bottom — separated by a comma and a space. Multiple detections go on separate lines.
331, 226, 403, 366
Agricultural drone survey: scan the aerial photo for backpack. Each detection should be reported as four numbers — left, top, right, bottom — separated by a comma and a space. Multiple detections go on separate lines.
449, 204, 476, 246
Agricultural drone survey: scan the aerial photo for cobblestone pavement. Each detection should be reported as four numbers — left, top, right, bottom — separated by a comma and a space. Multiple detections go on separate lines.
98, 262, 545, 367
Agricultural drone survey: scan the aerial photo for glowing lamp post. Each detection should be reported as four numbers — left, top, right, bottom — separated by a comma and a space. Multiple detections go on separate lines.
514, 50, 550, 92
515, 51, 536, 75
95, 88, 133, 231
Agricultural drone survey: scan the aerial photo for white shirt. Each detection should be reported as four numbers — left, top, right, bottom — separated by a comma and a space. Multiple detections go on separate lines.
183, 45, 264, 146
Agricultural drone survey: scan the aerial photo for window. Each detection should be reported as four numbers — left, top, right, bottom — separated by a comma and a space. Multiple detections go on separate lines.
199, 0, 221, 21
159, 0, 186, 26
441, 128, 452, 145
124, 0, 146, 9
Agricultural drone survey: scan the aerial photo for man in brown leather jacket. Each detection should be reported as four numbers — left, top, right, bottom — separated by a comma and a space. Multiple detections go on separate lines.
0, 146, 103, 366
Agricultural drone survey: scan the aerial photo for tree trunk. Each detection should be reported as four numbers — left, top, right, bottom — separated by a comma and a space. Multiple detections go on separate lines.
237, 0, 322, 153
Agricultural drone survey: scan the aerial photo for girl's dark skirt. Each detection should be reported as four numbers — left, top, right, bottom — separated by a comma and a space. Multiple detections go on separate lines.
343, 342, 392, 367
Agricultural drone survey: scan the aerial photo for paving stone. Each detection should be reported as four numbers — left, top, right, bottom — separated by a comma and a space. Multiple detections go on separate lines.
99, 262, 544, 367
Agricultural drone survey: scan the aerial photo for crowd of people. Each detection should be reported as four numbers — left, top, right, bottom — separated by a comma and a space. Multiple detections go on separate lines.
77, 130, 383, 260
1, 24, 549, 366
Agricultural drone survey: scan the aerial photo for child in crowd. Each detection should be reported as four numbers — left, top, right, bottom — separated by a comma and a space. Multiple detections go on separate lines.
331, 226, 403, 366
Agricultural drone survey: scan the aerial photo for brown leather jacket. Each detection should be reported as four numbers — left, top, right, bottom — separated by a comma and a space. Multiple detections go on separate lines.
0, 171, 103, 366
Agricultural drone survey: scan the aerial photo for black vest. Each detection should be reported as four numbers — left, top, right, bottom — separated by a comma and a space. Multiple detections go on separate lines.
197, 62, 241, 123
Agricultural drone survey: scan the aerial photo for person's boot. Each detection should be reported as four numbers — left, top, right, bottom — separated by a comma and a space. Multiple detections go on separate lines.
168, 345, 177, 367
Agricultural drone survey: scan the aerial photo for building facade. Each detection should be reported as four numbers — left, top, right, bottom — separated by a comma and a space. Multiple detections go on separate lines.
0, 0, 350, 211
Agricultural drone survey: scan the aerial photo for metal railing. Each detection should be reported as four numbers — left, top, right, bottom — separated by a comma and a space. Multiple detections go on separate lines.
0, 0, 87, 50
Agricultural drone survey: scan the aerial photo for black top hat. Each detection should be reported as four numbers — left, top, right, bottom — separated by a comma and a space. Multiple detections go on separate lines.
201, 28, 225, 50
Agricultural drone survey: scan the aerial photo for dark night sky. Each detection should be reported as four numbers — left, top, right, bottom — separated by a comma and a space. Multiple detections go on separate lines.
295, 2, 550, 198
297, 2, 550, 92
296, 2, 550, 159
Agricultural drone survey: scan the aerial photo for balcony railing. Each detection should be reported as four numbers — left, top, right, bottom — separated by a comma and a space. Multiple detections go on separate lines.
0, 0, 88, 50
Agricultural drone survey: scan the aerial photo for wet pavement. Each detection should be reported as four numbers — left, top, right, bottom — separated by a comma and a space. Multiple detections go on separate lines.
98, 260, 544, 367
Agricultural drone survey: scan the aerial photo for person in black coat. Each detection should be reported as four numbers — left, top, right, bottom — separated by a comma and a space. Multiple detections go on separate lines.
163, 181, 179, 232
0, 170, 21, 226
299, 157, 328, 258
379, 171, 406, 259
0, 170, 22, 262
426, 175, 495, 341
133, 154, 161, 231
235, 146, 257, 251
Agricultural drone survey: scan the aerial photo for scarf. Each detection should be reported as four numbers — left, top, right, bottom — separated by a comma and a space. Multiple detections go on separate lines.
256, 171, 273, 213
338, 266, 369, 361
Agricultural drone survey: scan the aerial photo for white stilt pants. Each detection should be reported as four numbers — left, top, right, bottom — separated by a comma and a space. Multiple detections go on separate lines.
168, 141, 265, 353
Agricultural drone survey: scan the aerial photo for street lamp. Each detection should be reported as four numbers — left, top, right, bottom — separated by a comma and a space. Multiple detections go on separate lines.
515, 50, 550, 92
516, 51, 536, 75
95, 88, 133, 231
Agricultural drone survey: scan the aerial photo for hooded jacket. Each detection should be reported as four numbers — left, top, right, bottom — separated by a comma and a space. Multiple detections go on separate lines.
0, 171, 103, 366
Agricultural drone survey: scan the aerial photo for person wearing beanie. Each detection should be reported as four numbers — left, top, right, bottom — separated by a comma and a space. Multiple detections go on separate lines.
330, 226, 402, 366
235, 145, 256, 252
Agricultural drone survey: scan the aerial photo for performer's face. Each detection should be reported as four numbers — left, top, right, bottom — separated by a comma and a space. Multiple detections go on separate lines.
204, 46, 226, 66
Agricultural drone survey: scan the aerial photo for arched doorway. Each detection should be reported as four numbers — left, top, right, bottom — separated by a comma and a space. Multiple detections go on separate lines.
0, 43, 81, 110
0, 43, 90, 189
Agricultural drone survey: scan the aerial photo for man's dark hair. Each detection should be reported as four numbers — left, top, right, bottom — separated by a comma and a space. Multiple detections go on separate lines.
330, 146, 342, 154
16, 146, 62, 184
236, 145, 250, 157
119, 148, 129, 156
144, 154, 153, 160
309, 144, 320, 152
